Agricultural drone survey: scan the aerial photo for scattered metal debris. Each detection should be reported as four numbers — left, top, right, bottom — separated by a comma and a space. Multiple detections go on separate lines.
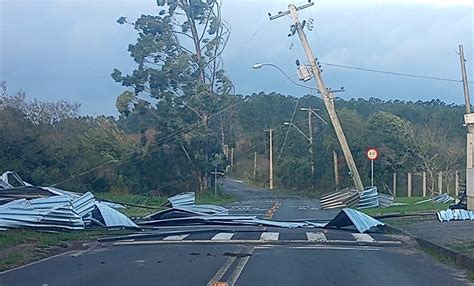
0, 171, 138, 231
321, 187, 392, 210
139, 193, 384, 233
437, 209, 474, 222
325, 208, 385, 233
320, 189, 360, 209
167, 192, 195, 207
432, 193, 455, 204
378, 193, 394, 208
0, 192, 138, 231
357, 187, 379, 209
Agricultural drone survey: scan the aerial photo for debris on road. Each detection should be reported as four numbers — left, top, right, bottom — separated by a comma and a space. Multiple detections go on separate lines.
324, 208, 385, 233
321, 187, 393, 210
139, 193, 384, 233
0, 171, 137, 231
357, 187, 379, 209
378, 193, 394, 208
436, 209, 474, 222
320, 189, 360, 209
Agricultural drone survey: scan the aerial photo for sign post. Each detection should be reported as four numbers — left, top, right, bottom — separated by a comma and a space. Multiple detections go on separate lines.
366, 148, 379, 187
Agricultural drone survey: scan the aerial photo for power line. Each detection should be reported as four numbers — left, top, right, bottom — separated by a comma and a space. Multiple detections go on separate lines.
277, 96, 301, 164
323, 63, 473, 83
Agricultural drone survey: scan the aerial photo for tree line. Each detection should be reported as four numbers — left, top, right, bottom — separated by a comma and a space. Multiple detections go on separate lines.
0, 0, 466, 196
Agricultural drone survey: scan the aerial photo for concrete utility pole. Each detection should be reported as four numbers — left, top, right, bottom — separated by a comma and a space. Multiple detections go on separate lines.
265, 129, 274, 190
459, 44, 474, 210
270, 2, 365, 191
333, 150, 339, 190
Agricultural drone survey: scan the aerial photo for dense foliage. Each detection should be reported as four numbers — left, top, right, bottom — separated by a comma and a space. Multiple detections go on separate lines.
1, 80, 465, 196
0, 1, 466, 197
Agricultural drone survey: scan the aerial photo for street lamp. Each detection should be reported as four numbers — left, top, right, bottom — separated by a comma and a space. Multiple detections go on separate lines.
253, 63, 320, 92
300, 107, 328, 125
283, 122, 310, 142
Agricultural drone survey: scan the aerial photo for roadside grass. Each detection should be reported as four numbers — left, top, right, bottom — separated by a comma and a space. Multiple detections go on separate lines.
362, 196, 447, 216
420, 244, 474, 282
0, 229, 132, 271
195, 188, 237, 205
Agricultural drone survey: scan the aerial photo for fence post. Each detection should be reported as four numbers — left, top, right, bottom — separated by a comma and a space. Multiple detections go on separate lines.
392, 173, 397, 197
422, 171, 427, 197
407, 172, 412, 197
438, 172, 443, 194
455, 171, 459, 198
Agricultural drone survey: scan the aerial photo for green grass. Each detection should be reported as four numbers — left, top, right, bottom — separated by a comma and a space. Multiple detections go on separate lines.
0, 229, 133, 271
362, 196, 447, 216
195, 189, 237, 205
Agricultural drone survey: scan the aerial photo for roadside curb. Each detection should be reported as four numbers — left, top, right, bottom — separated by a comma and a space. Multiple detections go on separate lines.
385, 224, 474, 272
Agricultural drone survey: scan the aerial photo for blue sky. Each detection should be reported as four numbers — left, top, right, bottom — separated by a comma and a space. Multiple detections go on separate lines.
0, 0, 472, 115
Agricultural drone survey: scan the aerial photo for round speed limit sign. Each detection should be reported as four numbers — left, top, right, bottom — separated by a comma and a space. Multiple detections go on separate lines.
366, 148, 379, 161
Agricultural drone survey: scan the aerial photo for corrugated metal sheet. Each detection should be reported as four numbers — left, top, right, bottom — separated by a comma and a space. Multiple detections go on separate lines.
95, 202, 139, 229
0, 179, 12, 190
72, 192, 95, 218
0, 191, 138, 230
357, 187, 379, 209
0, 195, 85, 230
1, 171, 32, 187
378, 193, 394, 208
325, 208, 385, 233
168, 192, 195, 207
432, 193, 455, 204
320, 189, 360, 209
437, 209, 474, 222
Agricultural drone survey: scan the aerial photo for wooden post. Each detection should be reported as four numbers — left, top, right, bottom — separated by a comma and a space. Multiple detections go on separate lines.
438, 172, 443, 194
407, 172, 412, 197
392, 173, 397, 197
253, 151, 257, 180
455, 171, 459, 198
231, 148, 234, 167
422, 171, 427, 197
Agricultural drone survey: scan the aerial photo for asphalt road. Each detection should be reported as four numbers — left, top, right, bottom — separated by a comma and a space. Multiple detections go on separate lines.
0, 179, 471, 285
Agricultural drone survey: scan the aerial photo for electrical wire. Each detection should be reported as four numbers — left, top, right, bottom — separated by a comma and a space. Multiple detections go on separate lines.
323, 62, 473, 83
277, 96, 302, 164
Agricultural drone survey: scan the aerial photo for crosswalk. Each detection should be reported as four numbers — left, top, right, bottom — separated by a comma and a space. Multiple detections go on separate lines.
115, 231, 402, 246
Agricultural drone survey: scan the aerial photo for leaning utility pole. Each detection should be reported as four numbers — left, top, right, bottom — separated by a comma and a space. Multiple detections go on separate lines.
265, 129, 274, 190
459, 44, 474, 210
269, 2, 365, 191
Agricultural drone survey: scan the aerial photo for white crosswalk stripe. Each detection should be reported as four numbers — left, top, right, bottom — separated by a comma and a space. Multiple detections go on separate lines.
306, 232, 327, 242
211, 232, 235, 240
352, 233, 375, 242
260, 232, 279, 241
163, 234, 190, 241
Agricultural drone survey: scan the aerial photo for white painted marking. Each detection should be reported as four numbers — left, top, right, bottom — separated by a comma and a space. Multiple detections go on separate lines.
211, 232, 235, 240
163, 234, 189, 241
227, 247, 255, 285
352, 233, 375, 242
306, 232, 327, 242
260, 232, 279, 241
290, 246, 381, 251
